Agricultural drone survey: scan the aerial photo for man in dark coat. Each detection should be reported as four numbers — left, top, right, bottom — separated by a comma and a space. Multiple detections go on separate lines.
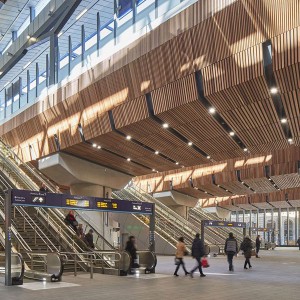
256, 235, 261, 258
125, 236, 139, 272
84, 229, 95, 249
190, 233, 206, 278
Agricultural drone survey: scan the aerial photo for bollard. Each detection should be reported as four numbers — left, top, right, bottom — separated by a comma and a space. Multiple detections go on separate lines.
90, 256, 93, 279
74, 255, 77, 277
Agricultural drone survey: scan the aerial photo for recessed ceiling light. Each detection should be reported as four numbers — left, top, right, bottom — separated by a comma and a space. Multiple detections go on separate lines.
188, 142, 193, 146
175, 162, 179, 165
268, 178, 272, 181
155, 151, 159, 155
281, 118, 287, 124
205, 191, 208, 194
229, 131, 235, 136
92, 143, 97, 148
244, 148, 248, 152
208, 107, 216, 114
226, 190, 229, 192
76, 8, 88, 20
241, 181, 244, 184
97, 146, 101, 149
127, 158, 131, 162
288, 138, 293, 143
270, 87, 278, 94
126, 135, 132, 140
182, 165, 185, 168
207, 156, 211, 159
162, 123, 169, 128
152, 169, 156, 172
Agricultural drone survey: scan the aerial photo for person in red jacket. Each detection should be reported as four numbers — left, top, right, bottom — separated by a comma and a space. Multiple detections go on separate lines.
65, 210, 78, 232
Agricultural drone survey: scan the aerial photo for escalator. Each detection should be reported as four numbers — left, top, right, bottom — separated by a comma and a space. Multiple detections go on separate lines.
113, 186, 220, 253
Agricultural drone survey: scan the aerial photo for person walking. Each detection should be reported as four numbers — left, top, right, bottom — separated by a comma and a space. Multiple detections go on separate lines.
241, 236, 253, 269
174, 237, 189, 277
224, 232, 238, 271
190, 233, 206, 278
297, 237, 300, 250
84, 229, 95, 249
256, 235, 261, 258
125, 236, 139, 270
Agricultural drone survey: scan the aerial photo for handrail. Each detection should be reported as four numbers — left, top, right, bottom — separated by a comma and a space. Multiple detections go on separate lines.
0, 201, 31, 252
0, 252, 25, 284
60, 250, 128, 278
0, 174, 58, 252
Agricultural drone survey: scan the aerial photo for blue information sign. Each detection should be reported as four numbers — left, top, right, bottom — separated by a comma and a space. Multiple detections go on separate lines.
11, 189, 153, 215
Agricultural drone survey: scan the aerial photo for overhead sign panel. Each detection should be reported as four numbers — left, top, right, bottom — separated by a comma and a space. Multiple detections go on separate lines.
203, 220, 247, 228
11, 189, 153, 215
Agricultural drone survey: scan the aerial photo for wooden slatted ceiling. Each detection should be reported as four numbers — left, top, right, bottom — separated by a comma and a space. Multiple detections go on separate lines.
134, 146, 300, 197
202, 44, 288, 153
243, 178, 277, 193
91, 131, 176, 172
174, 188, 208, 200
64, 143, 150, 176
113, 96, 149, 128
117, 118, 208, 166
272, 26, 300, 146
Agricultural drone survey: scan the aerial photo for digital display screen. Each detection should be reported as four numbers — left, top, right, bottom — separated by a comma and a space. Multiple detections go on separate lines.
66, 199, 90, 208
204, 220, 246, 228
97, 201, 119, 210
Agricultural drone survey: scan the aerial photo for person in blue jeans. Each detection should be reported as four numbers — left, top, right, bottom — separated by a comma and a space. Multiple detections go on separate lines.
225, 232, 238, 271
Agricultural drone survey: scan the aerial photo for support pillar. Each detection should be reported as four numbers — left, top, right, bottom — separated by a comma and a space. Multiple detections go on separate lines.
49, 34, 58, 85
5, 189, 12, 286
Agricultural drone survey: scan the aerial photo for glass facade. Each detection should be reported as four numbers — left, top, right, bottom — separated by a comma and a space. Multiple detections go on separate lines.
230, 208, 300, 246
0, 0, 197, 122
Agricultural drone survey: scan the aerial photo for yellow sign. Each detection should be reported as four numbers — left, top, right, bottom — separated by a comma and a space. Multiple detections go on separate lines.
66, 199, 89, 207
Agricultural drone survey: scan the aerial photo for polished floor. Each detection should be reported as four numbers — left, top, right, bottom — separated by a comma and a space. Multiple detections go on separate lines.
1, 248, 300, 300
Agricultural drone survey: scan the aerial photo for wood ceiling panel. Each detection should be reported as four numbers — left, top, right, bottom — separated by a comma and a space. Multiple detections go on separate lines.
157, 100, 245, 160
151, 74, 198, 115
113, 96, 149, 129
91, 131, 176, 171
64, 143, 150, 176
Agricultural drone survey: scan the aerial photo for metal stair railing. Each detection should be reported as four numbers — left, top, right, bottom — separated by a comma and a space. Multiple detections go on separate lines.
113, 188, 217, 246
0, 174, 59, 252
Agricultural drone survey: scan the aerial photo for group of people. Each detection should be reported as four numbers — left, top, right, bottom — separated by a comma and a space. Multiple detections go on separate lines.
225, 233, 261, 271
174, 234, 206, 277
65, 210, 95, 249
174, 233, 262, 276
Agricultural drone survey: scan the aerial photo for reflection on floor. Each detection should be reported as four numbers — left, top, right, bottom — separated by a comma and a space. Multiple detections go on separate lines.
1, 249, 300, 300
18, 281, 80, 291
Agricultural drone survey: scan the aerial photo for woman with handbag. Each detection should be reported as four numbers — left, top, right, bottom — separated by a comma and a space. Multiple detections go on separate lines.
174, 237, 189, 277
240, 236, 253, 269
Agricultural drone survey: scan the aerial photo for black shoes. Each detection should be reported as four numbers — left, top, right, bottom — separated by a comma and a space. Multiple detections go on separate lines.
174, 273, 179, 277
200, 274, 206, 277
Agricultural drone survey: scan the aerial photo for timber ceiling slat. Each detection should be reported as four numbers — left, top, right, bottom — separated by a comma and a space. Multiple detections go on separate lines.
65, 143, 150, 176
113, 96, 149, 129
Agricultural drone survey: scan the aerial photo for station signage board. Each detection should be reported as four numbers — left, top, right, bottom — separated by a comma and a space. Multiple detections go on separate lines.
11, 189, 153, 215
203, 220, 247, 228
